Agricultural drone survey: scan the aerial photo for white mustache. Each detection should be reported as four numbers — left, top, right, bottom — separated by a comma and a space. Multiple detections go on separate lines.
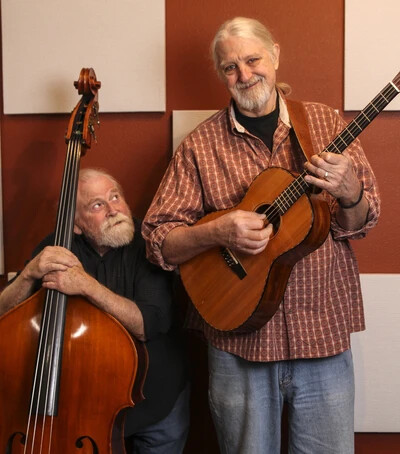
235, 75, 264, 90
102, 213, 130, 231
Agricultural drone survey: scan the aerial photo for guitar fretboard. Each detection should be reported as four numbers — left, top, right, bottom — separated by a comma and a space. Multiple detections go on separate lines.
263, 73, 400, 224
326, 81, 400, 155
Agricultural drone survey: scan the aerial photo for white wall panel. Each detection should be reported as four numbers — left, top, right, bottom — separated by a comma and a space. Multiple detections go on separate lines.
1, 0, 165, 113
345, 0, 400, 111
353, 274, 400, 432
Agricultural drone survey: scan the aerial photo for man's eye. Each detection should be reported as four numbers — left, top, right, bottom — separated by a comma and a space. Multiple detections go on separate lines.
224, 64, 236, 74
248, 58, 260, 66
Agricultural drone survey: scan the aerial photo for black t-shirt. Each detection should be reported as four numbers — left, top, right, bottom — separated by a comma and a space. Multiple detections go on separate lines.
233, 99, 280, 151
31, 218, 188, 435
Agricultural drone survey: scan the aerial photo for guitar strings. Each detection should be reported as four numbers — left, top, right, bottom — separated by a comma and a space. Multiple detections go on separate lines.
260, 82, 398, 225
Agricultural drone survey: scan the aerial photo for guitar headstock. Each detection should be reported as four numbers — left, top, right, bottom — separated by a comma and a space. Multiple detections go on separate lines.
392, 71, 400, 91
65, 68, 101, 154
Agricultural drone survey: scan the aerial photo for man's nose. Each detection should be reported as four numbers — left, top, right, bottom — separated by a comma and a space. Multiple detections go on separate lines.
105, 203, 118, 216
238, 65, 252, 83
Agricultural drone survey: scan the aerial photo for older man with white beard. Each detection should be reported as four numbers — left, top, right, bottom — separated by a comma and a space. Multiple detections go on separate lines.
0, 168, 190, 454
143, 16, 380, 454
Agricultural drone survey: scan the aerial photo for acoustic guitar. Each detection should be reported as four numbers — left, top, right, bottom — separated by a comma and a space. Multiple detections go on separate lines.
180, 72, 400, 333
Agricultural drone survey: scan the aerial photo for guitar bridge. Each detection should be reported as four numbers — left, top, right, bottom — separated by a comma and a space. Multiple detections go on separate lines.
220, 248, 247, 280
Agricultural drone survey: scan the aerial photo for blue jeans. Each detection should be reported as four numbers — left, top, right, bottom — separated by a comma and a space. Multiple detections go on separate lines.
208, 346, 354, 454
125, 383, 190, 454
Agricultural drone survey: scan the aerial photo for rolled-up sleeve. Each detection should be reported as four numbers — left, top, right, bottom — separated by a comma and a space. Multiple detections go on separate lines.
329, 138, 380, 240
142, 139, 205, 270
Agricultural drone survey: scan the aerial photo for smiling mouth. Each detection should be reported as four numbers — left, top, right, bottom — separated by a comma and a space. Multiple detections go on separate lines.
239, 79, 260, 90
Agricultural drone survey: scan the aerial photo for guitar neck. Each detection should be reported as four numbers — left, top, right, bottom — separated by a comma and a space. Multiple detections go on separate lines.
325, 79, 400, 155
268, 72, 400, 222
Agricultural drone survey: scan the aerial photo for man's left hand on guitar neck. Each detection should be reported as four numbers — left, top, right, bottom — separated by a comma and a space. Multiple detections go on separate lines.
304, 150, 369, 230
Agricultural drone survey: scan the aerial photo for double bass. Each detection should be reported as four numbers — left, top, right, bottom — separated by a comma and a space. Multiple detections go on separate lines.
0, 68, 146, 453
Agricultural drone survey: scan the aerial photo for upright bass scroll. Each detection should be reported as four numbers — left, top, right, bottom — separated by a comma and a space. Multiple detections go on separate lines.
66, 68, 101, 152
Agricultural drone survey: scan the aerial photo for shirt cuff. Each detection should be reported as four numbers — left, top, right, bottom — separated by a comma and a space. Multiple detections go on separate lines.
145, 222, 188, 271
330, 197, 377, 241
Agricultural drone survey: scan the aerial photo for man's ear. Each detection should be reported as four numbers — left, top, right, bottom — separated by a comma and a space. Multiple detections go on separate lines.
74, 223, 83, 235
271, 43, 280, 70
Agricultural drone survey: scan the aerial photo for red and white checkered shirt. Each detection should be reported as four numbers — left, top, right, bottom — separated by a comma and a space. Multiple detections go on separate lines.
142, 95, 380, 362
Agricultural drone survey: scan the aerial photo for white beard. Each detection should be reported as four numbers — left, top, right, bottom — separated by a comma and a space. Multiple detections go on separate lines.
97, 213, 134, 248
232, 75, 273, 114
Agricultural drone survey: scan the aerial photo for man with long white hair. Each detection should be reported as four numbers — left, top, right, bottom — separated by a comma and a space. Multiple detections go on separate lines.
0, 168, 189, 453
143, 16, 380, 454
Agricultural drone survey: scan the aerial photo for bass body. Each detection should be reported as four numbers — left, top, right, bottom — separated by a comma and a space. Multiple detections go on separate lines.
0, 288, 140, 453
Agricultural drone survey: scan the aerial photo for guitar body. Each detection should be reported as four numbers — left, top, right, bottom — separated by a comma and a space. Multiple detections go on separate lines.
180, 167, 331, 332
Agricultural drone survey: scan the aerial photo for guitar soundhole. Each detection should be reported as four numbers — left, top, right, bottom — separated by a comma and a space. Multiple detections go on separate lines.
255, 204, 280, 234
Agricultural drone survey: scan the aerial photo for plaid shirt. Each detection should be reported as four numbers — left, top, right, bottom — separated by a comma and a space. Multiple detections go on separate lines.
142, 95, 380, 362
